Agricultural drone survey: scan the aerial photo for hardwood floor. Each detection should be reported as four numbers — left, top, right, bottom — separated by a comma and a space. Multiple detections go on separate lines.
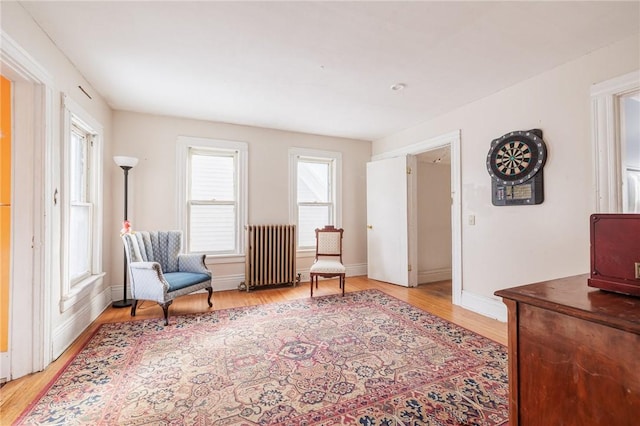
0, 276, 507, 425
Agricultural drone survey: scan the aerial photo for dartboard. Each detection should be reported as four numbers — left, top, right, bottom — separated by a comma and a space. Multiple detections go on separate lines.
486, 130, 547, 185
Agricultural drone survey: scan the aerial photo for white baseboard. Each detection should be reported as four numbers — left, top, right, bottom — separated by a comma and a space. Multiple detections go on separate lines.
346, 263, 367, 277
418, 268, 452, 284
110, 276, 245, 298
112, 264, 509, 323
213, 274, 246, 292
460, 290, 507, 322
112, 263, 369, 297
52, 287, 111, 359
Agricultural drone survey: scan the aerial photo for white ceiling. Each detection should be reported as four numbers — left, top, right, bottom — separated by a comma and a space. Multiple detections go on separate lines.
19, 1, 640, 141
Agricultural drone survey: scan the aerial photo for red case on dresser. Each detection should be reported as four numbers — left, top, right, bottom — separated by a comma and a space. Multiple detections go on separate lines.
588, 213, 640, 296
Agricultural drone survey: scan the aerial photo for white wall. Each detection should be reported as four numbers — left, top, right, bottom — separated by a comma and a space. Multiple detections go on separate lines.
374, 35, 640, 310
111, 111, 371, 292
2, 2, 114, 362
4, 0, 638, 364
417, 161, 452, 283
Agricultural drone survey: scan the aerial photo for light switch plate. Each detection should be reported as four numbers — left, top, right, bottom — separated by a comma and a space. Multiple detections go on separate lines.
636, 262, 640, 279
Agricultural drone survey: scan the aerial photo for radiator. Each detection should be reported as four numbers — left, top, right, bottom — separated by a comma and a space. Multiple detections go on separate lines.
241, 224, 300, 291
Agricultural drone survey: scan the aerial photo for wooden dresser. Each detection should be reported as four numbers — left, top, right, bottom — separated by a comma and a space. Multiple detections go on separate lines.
495, 274, 640, 426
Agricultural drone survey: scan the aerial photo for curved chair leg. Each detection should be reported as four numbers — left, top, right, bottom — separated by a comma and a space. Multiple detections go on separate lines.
310, 274, 314, 297
160, 301, 173, 326
130, 299, 139, 317
341, 275, 345, 296
206, 287, 213, 308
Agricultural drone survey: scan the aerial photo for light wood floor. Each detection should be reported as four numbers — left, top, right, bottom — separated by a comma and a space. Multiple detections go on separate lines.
0, 276, 507, 425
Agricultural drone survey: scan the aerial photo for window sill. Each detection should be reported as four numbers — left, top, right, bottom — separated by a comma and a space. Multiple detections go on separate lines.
60, 272, 106, 312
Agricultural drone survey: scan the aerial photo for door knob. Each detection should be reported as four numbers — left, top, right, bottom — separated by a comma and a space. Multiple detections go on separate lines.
367, 225, 373, 229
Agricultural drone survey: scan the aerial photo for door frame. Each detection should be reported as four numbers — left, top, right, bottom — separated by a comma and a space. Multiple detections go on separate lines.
1, 30, 54, 379
372, 130, 462, 305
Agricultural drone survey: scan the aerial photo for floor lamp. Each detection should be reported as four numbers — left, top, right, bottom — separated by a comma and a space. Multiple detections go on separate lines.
113, 155, 138, 308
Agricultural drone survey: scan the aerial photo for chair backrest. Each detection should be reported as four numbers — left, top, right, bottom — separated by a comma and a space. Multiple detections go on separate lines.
315, 225, 344, 261
122, 230, 182, 273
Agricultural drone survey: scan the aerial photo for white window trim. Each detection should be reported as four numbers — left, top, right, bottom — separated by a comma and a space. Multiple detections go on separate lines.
591, 70, 640, 213
288, 147, 342, 254
176, 136, 248, 257
60, 94, 104, 312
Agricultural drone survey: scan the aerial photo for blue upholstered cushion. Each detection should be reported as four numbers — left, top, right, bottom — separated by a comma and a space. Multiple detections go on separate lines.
164, 272, 210, 292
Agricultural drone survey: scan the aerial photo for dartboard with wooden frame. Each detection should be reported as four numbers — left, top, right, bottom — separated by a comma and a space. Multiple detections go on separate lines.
486, 129, 547, 206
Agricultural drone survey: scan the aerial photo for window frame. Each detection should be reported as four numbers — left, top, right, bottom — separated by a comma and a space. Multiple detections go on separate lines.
60, 94, 104, 311
591, 71, 640, 213
177, 136, 248, 258
289, 148, 342, 252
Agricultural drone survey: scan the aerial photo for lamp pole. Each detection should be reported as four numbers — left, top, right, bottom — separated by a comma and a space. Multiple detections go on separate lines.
112, 156, 138, 308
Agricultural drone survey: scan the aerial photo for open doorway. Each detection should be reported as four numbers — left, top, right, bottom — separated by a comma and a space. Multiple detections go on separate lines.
415, 147, 452, 298
1, 33, 54, 382
372, 130, 463, 305
370, 130, 462, 303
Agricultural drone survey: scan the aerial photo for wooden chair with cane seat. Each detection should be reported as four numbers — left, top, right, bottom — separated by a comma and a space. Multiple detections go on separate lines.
309, 225, 345, 297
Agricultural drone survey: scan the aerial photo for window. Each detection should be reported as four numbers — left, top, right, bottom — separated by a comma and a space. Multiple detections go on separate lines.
69, 123, 93, 283
620, 91, 640, 213
62, 94, 104, 305
177, 137, 247, 255
591, 71, 640, 213
289, 148, 341, 250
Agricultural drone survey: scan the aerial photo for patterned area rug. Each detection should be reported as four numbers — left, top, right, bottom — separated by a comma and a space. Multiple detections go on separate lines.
17, 290, 509, 425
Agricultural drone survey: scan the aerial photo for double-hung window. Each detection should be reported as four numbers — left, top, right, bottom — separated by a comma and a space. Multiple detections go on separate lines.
61, 94, 104, 309
69, 123, 93, 283
177, 137, 247, 256
289, 148, 342, 250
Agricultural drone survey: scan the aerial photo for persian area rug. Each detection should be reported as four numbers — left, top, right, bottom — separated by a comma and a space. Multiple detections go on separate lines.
17, 290, 509, 425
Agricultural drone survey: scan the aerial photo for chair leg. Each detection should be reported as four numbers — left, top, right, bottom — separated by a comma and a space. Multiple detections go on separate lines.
206, 287, 213, 308
160, 301, 173, 326
342, 275, 345, 296
130, 299, 138, 317
310, 274, 314, 297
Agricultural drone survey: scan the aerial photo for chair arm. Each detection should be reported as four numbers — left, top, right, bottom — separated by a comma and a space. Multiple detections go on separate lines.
130, 261, 162, 271
178, 254, 211, 275
128, 261, 169, 302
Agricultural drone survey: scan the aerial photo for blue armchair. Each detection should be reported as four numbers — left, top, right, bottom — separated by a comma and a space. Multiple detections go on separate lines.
121, 230, 213, 325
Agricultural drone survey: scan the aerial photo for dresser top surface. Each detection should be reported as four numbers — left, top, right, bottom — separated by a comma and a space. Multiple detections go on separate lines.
495, 274, 640, 333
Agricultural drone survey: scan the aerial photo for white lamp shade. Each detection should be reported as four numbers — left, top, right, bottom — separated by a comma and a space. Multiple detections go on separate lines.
113, 156, 139, 168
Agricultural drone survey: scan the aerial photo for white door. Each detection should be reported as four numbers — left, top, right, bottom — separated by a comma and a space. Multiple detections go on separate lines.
366, 156, 415, 287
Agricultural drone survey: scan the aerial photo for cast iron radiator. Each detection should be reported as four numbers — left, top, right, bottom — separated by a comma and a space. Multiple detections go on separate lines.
240, 224, 300, 291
